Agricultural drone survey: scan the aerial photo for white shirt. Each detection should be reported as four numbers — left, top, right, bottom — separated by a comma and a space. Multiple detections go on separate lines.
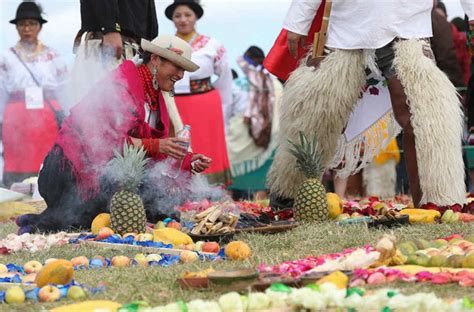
174, 35, 233, 127
283, 0, 474, 50
0, 44, 67, 122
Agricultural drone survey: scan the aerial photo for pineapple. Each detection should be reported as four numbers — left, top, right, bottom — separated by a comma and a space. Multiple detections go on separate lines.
288, 132, 328, 222
107, 143, 149, 235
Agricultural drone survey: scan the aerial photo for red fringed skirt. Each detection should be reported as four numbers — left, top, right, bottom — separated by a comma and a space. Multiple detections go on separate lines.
2, 99, 60, 174
174, 89, 232, 185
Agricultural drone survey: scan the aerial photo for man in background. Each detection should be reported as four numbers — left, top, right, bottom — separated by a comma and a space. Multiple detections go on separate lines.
69, 1, 158, 105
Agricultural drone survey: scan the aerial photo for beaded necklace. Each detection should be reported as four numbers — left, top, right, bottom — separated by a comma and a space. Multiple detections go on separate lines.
137, 64, 160, 111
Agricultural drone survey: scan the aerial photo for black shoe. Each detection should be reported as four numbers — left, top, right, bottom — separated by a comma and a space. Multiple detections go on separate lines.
269, 193, 294, 211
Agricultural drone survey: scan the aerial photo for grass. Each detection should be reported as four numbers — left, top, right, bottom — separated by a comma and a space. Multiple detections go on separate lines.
0, 221, 473, 311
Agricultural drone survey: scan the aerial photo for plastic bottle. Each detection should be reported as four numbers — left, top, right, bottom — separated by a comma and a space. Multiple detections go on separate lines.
163, 125, 191, 178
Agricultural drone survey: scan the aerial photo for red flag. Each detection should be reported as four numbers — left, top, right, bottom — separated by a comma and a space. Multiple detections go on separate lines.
263, 1, 326, 81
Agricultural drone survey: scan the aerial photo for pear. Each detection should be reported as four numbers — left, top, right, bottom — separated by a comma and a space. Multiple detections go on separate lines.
415, 254, 430, 267
461, 254, 474, 269
433, 239, 448, 248
414, 239, 430, 250
428, 255, 448, 268
399, 242, 417, 255
447, 255, 464, 268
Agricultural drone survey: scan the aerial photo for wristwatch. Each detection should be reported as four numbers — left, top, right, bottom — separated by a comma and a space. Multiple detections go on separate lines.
101, 22, 121, 34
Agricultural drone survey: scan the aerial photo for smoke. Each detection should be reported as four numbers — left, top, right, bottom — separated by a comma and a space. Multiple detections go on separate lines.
140, 161, 229, 222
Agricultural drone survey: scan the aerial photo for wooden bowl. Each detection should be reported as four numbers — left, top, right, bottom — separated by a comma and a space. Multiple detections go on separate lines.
189, 231, 234, 244
208, 268, 259, 286
177, 277, 209, 289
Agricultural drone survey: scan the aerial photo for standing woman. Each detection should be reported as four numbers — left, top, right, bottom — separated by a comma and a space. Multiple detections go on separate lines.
0, 2, 67, 187
166, 0, 232, 185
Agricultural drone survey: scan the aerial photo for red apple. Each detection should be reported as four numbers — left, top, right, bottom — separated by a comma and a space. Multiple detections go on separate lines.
70, 256, 89, 268
97, 227, 114, 240
111, 256, 131, 267
167, 221, 181, 230
38, 285, 61, 302
202, 242, 220, 253
24, 260, 43, 274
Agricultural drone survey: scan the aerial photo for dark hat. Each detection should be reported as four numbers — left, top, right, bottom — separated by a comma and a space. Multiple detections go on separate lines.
10, 1, 47, 25
165, 0, 204, 20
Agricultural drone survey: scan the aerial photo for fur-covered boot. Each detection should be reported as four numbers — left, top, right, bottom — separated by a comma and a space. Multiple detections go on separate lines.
393, 39, 466, 205
267, 50, 366, 199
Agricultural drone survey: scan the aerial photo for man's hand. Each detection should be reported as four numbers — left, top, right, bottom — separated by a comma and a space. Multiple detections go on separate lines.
191, 154, 212, 173
159, 137, 188, 159
102, 32, 123, 60
287, 31, 306, 59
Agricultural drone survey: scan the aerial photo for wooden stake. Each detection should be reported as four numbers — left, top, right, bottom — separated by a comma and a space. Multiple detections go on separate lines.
312, 0, 333, 59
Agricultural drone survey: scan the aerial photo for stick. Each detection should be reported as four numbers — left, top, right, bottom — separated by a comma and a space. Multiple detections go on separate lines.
312, 0, 333, 59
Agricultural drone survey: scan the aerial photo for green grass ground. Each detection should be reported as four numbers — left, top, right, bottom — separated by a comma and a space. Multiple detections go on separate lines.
0, 221, 473, 311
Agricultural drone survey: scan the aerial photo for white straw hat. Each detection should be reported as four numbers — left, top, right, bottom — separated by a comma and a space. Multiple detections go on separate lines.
141, 35, 199, 72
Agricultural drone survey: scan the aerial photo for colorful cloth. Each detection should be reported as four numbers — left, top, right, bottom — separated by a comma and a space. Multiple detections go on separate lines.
226, 80, 283, 190
263, 1, 325, 81
56, 61, 189, 198
238, 56, 275, 149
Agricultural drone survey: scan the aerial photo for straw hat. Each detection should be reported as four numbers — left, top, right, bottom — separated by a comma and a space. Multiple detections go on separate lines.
141, 35, 199, 72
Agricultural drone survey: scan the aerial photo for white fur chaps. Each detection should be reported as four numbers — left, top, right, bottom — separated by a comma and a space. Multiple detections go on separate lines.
267, 50, 366, 199
393, 40, 466, 205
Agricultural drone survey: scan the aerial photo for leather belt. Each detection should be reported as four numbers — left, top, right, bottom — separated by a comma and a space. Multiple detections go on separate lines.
188, 77, 214, 95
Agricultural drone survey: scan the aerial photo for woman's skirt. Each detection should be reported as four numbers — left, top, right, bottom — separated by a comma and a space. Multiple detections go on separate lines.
174, 89, 232, 185
2, 98, 60, 186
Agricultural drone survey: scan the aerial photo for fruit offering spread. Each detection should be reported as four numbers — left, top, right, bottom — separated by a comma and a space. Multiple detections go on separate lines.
119, 283, 474, 311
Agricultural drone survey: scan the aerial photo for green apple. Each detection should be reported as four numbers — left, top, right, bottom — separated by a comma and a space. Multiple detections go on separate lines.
146, 254, 162, 262
67, 286, 86, 300
134, 253, 149, 267
5, 286, 25, 304
195, 241, 205, 252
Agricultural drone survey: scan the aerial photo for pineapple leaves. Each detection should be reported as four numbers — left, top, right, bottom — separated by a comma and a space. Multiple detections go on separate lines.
287, 131, 324, 179
106, 142, 150, 192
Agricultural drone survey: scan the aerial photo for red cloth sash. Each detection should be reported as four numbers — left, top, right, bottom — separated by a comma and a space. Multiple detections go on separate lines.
56, 61, 171, 198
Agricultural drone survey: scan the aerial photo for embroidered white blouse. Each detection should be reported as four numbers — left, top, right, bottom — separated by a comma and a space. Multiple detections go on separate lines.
0, 43, 67, 122
283, 0, 474, 50
173, 35, 233, 127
